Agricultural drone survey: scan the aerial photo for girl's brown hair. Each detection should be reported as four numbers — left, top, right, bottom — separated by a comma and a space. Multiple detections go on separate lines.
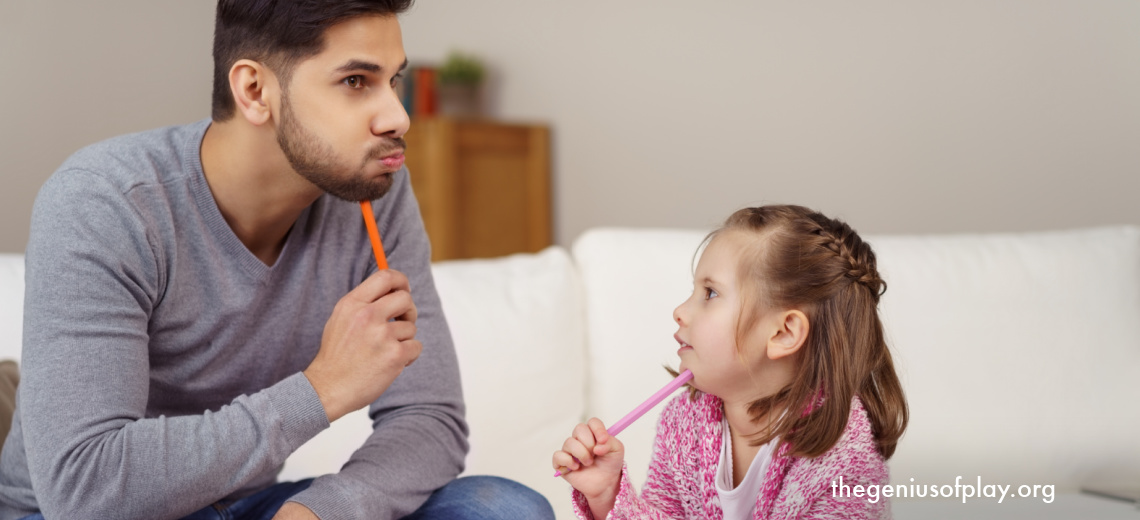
703, 205, 908, 460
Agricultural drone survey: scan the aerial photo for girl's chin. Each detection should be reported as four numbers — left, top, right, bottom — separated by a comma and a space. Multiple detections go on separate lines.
681, 370, 704, 391
688, 381, 711, 396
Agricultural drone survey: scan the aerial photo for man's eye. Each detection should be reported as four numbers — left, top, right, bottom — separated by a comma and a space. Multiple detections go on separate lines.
390, 73, 404, 88
343, 75, 365, 88
704, 287, 718, 300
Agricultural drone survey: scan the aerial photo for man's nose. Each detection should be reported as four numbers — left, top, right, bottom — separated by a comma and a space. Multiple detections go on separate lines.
372, 89, 410, 140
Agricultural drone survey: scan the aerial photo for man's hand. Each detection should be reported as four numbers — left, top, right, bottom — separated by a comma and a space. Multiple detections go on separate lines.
272, 501, 319, 520
303, 269, 422, 422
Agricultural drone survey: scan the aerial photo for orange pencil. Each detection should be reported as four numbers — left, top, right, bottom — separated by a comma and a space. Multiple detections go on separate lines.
360, 200, 388, 270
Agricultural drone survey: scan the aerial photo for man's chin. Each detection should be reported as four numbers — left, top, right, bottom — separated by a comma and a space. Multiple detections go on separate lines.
321, 175, 393, 202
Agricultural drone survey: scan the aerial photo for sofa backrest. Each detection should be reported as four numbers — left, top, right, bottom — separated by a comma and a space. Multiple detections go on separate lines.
429, 247, 585, 512
0, 254, 23, 362
872, 227, 1140, 490
572, 228, 706, 492
572, 226, 1140, 492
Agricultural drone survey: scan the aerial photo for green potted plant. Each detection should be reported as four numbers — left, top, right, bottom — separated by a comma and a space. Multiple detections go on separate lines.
437, 51, 486, 118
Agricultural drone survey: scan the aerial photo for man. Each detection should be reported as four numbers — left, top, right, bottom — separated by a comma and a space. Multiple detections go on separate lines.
0, 1, 554, 519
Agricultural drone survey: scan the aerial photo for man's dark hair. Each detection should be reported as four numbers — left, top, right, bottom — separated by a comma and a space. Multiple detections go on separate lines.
212, 0, 414, 121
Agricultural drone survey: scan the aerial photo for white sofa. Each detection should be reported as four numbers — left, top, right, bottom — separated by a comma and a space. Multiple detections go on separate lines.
2, 226, 1139, 519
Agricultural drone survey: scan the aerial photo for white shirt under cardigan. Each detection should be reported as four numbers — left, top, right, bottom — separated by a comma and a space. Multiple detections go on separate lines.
716, 417, 779, 520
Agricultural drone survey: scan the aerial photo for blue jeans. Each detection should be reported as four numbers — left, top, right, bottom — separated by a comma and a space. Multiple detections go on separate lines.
18, 475, 553, 520
400, 476, 554, 520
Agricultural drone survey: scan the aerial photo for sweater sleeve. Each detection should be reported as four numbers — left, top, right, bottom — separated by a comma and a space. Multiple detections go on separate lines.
284, 170, 469, 519
571, 396, 693, 520
20, 171, 329, 520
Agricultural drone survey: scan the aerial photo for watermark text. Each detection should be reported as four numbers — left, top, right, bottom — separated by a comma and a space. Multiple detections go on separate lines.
831, 476, 1055, 504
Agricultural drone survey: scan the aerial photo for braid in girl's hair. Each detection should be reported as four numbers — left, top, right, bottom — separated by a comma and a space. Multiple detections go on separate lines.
715, 205, 908, 459
805, 212, 887, 304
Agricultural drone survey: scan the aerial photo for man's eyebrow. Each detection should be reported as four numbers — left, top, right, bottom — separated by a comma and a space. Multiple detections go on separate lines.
334, 60, 381, 74
334, 59, 409, 75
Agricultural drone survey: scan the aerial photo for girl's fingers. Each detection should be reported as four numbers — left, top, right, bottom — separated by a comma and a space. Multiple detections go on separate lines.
572, 422, 596, 444
552, 450, 579, 471
586, 417, 610, 444
570, 424, 597, 462
594, 434, 623, 457
559, 419, 614, 473
561, 438, 591, 468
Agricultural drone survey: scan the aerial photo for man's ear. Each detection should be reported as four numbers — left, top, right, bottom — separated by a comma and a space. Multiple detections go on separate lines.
228, 59, 279, 126
767, 309, 808, 360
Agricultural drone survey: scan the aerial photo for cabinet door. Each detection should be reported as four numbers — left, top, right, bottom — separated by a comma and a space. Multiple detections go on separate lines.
405, 118, 550, 261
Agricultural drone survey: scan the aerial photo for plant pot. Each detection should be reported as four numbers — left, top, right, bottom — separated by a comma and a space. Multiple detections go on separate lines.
437, 84, 483, 118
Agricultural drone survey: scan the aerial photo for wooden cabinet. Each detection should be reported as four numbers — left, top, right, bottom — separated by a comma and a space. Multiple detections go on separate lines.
403, 117, 551, 261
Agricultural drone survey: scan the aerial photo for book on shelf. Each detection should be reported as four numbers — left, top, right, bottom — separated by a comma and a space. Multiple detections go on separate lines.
397, 65, 439, 117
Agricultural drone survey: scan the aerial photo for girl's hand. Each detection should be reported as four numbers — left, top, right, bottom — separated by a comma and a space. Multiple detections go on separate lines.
552, 418, 625, 509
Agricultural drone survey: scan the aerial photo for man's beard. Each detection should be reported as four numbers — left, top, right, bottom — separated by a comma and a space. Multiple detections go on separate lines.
276, 93, 405, 202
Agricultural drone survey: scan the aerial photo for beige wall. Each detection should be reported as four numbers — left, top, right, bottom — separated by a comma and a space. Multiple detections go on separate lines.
1, 2, 214, 253
3, 1, 1138, 253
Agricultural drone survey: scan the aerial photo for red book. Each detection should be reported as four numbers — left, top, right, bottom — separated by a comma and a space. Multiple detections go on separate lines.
413, 67, 437, 116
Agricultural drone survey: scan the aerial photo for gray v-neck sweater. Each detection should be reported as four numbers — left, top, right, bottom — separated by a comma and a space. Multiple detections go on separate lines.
0, 120, 467, 519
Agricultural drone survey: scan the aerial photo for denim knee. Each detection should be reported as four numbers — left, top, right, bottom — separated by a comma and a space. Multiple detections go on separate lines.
428, 475, 554, 520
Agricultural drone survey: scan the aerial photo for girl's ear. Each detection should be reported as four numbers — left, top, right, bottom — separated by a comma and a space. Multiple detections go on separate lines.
767, 310, 808, 360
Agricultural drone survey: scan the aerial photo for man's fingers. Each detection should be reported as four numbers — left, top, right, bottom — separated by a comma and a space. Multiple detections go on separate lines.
344, 270, 419, 325
375, 336, 421, 370
352, 269, 411, 303
401, 339, 422, 366
392, 293, 418, 323
368, 289, 417, 324
364, 310, 417, 341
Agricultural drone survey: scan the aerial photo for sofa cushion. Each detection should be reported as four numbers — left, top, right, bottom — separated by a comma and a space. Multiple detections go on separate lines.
430, 246, 585, 512
873, 226, 1140, 490
572, 228, 709, 490
0, 254, 24, 362
0, 360, 20, 453
0, 254, 23, 452
572, 226, 1140, 494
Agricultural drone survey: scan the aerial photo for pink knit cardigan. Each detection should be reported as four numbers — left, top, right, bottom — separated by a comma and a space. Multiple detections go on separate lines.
571, 393, 891, 519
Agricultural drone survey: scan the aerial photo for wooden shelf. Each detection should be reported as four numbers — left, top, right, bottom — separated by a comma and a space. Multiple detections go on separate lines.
404, 117, 551, 261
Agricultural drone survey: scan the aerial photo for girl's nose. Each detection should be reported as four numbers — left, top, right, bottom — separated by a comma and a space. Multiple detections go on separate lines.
672, 303, 685, 325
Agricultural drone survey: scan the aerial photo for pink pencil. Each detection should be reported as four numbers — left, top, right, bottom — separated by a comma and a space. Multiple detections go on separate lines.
555, 369, 693, 477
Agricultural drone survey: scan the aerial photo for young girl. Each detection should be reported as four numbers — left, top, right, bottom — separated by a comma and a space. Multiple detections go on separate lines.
553, 205, 908, 519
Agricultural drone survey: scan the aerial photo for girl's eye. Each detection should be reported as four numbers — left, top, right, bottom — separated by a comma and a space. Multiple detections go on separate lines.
343, 75, 365, 89
704, 287, 718, 300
